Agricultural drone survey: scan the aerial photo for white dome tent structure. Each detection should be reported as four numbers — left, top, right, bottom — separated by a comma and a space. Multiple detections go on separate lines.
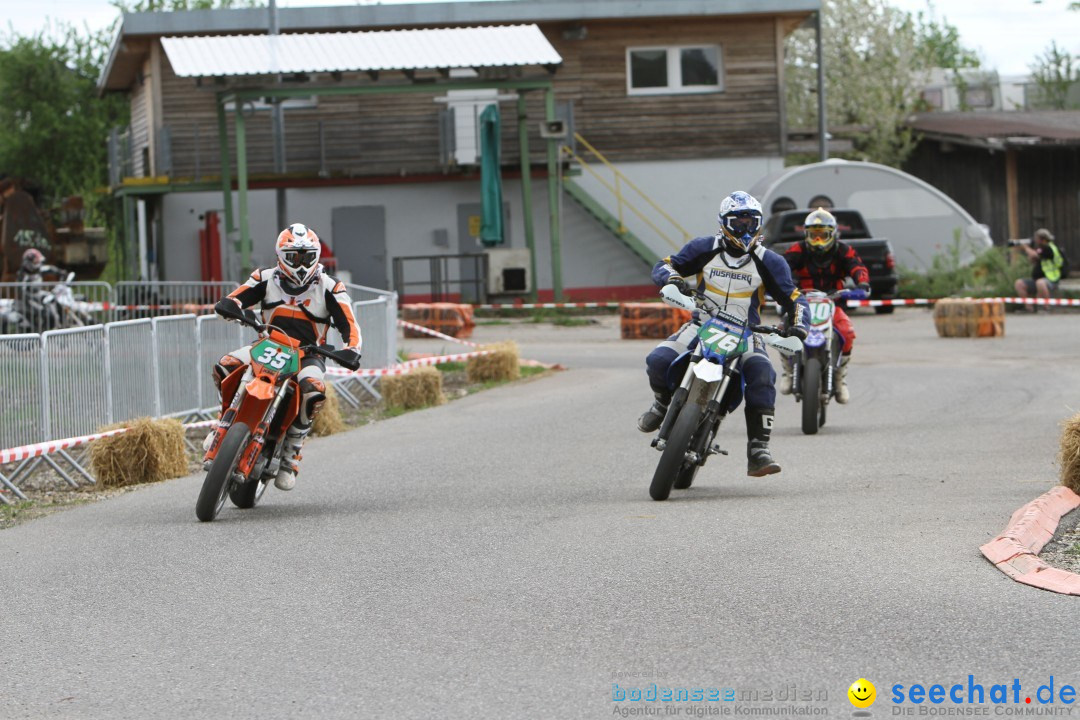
749, 159, 992, 270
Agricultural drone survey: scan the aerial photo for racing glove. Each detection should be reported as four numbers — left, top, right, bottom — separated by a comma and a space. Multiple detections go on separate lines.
665, 276, 691, 295
784, 324, 808, 342
857, 282, 871, 295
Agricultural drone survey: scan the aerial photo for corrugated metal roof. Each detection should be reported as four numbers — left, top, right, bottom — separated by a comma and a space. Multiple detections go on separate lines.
161, 24, 562, 77
908, 111, 1080, 146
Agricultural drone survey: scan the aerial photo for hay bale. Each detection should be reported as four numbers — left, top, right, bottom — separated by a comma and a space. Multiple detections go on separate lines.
1060, 413, 1080, 494
467, 341, 520, 383
381, 366, 445, 410
312, 383, 347, 437
89, 417, 188, 489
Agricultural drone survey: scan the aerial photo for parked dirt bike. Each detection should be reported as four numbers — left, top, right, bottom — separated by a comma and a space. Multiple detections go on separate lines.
15, 272, 95, 332
41, 272, 95, 329
648, 284, 803, 501
195, 306, 361, 522
791, 287, 867, 435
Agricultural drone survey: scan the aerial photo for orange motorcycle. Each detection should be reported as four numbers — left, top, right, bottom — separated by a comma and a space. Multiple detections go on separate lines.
195, 308, 360, 522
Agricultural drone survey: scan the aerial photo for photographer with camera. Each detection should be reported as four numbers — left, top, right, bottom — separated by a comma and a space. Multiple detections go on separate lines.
1011, 228, 1065, 311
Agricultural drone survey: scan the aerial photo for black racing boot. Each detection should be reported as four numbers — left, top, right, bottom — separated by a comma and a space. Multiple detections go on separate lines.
746, 406, 781, 477
637, 391, 671, 433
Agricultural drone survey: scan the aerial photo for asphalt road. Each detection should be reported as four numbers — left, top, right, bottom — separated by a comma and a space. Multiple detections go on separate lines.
2, 309, 1078, 719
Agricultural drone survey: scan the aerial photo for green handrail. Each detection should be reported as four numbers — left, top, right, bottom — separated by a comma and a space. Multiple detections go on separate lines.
568, 133, 692, 246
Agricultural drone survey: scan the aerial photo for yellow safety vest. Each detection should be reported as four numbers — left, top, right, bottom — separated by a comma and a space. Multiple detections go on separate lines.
1041, 242, 1063, 283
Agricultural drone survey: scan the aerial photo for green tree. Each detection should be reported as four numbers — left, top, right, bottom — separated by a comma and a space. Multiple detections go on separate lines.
785, 0, 978, 167
1028, 40, 1078, 110
0, 25, 128, 206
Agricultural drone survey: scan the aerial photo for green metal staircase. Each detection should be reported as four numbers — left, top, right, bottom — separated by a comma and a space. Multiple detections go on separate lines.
562, 178, 656, 266
560, 133, 691, 267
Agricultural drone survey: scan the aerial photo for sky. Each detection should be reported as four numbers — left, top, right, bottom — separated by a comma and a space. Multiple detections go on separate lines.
0, 0, 1077, 77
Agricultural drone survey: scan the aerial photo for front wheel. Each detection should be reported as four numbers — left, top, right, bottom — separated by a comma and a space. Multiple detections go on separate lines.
801, 358, 821, 435
196, 422, 251, 522
650, 402, 702, 501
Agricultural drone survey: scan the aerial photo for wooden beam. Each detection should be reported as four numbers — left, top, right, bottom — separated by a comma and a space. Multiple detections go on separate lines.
1005, 147, 1019, 240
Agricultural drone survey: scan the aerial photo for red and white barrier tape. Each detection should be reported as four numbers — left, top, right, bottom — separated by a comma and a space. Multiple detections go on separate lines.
1, 418, 219, 467
397, 319, 480, 347
326, 350, 493, 378
846, 297, 1080, 308
475, 302, 621, 310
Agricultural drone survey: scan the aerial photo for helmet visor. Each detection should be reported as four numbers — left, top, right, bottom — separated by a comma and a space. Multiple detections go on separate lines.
806, 227, 833, 247
283, 249, 318, 268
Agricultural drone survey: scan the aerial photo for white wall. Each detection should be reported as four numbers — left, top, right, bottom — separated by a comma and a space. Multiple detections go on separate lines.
159, 176, 652, 293
571, 155, 786, 259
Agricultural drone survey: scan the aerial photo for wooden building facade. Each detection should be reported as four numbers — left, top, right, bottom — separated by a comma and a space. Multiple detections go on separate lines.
99, 0, 818, 295
904, 111, 1080, 265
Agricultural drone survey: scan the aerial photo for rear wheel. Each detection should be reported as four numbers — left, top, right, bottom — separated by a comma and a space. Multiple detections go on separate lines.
196, 422, 251, 522
673, 460, 700, 490
650, 402, 702, 501
801, 358, 821, 435
229, 472, 270, 509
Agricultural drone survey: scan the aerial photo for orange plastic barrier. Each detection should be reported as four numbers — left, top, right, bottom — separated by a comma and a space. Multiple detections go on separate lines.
401, 303, 476, 339
619, 303, 691, 340
932, 299, 1005, 338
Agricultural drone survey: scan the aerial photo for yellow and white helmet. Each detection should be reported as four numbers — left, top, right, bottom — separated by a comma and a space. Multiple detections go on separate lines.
803, 208, 838, 256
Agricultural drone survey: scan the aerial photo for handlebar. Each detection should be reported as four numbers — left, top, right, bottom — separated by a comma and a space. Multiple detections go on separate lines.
217, 301, 362, 372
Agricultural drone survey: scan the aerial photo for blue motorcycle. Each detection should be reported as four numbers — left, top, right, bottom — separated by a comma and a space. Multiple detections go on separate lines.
649, 284, 803, 501
791, 288, 867, 435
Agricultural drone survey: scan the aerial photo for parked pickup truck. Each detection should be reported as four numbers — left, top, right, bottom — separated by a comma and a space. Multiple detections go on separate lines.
761, 208, 900, 314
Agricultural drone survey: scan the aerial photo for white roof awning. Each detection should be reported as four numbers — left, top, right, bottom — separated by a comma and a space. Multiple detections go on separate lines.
161, 24, 562, 78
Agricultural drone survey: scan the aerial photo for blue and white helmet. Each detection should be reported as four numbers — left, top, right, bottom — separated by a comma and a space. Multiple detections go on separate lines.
717, 191, 764, 254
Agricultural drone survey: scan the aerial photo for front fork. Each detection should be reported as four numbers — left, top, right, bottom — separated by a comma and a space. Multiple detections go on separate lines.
654, 359, 731, 463
236, 383, 292, 479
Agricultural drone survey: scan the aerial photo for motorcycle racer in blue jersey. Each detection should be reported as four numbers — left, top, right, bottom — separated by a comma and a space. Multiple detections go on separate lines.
639, 191, 810, 476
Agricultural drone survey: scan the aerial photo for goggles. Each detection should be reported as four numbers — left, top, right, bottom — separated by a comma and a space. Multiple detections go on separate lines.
723, 212, 761, 238
283, 249, 318, 267
806, 227, 834, 246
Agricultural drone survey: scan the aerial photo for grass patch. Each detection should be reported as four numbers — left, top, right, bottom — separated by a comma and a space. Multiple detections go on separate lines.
524, 309, 595, 326
435, 361, 467, 372
0, 500, 35, 526
521, 366, 547, 377
1067, 543, 1080, 557
897, 236, 1032, 300
476, 319, 511, 326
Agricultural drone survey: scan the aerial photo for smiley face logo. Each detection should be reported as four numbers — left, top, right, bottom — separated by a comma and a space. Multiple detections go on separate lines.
848, 678, 876, 708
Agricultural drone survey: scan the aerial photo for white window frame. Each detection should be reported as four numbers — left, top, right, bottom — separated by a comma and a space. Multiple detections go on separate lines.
626, 44, 724, 96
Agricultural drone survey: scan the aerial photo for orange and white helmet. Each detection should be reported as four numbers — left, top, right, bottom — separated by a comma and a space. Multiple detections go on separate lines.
275, 223, 321, 288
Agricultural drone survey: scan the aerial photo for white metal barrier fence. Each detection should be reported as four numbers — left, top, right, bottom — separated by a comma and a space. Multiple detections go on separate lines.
113, 281, 235, 320
152, 315, 202, 419
0, 334, 46, 449
196, 315, 248, 411
41, 326, 112, 443
106, 320, 157, 423
0, 281, 114, 333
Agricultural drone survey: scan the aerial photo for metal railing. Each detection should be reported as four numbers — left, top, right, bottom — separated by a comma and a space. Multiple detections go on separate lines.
0, 334, 46, 449
0, 281, 114, 334
390, 254, 488, 304
113, 281, 234, 320
562, 132, 691, 252
41, 326, 112, 443
0, 283, 399, 449
106, 320, 157, 423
